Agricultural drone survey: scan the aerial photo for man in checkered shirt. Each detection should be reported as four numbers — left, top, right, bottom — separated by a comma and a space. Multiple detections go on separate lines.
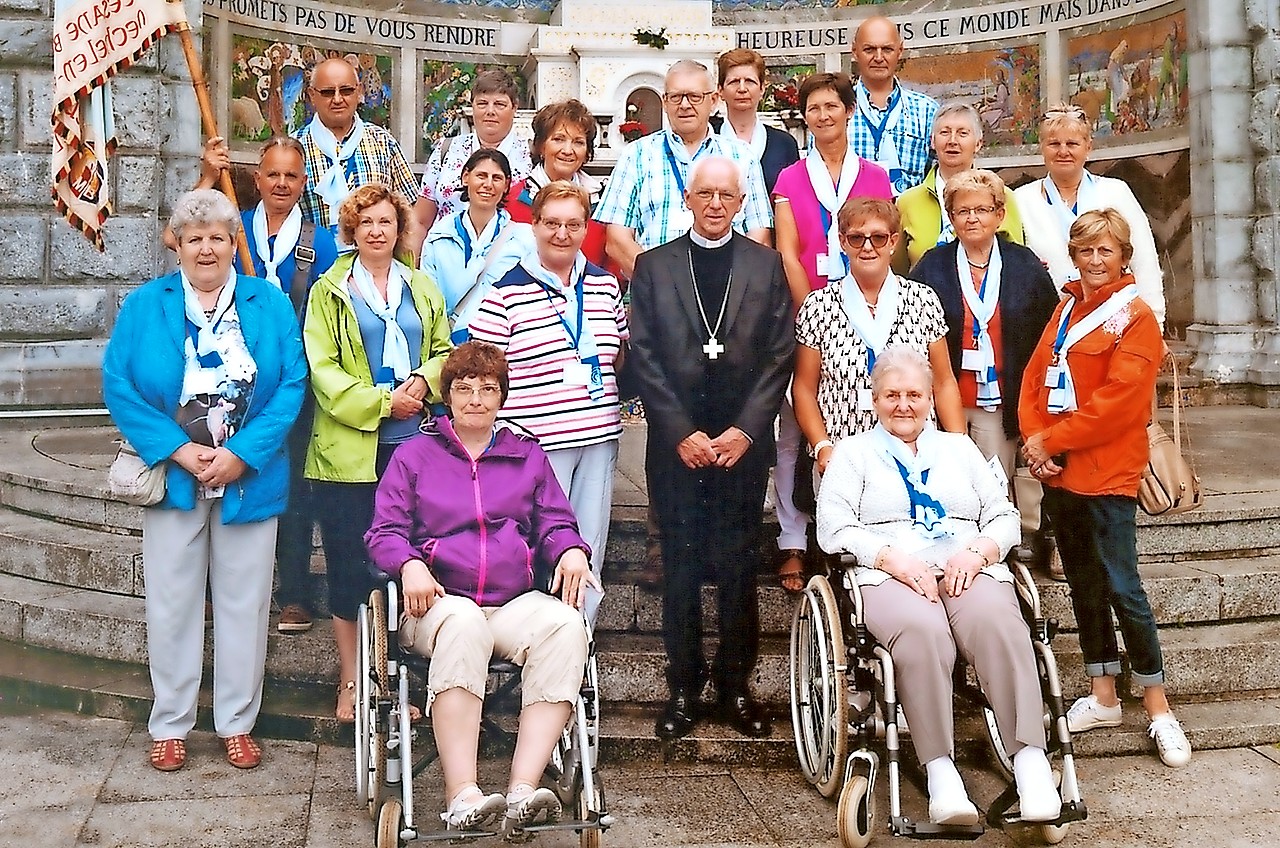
295, 58, 420, 240
847, 16, 939, 197
594, 59, 773, 280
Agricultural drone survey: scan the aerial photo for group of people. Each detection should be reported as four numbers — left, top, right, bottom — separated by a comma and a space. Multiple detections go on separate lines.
102, 12, 1188, 835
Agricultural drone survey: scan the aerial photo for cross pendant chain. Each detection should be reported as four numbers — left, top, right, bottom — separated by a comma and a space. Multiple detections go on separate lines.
687, 250, 732, 361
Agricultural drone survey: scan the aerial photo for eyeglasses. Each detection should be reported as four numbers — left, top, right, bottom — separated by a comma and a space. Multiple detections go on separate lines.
1042, 105, 1087, 121
691, 188, 742, 203
312, 85, 358, 100
950, 205, 999, 218
537, 219, 587, 234
663, 91, 715, 106
842, 232, 892, 249
452, 384, 502, 399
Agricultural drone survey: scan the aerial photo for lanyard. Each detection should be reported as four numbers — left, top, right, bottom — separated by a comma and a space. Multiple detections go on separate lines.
663, 134, 707, 198
454, 214, 474, 264
860, 87, 901, 158
542, 268, 587, 353
970, 264, 990, 345
1050, 301, 1074, 364
816, 204, 850, 279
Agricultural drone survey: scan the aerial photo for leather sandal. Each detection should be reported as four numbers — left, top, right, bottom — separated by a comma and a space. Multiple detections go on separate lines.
223, 734, 262, 769
149, 738, 186, 772
336, 680, 356, 724
777, 549, 807, 594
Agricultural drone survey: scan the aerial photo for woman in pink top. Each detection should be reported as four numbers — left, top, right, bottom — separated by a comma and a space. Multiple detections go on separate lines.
770, 72, 892, 593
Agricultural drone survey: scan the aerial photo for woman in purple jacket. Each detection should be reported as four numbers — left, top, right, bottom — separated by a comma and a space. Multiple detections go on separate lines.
365, 341, 598, 837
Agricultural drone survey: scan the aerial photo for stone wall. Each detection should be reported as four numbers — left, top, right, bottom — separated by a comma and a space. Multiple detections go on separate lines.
0, 0, 201, 408
1247, 0, 1280, 387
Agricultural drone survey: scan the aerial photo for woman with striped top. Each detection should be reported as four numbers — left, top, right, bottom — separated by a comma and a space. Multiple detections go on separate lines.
469, 181, 629, 625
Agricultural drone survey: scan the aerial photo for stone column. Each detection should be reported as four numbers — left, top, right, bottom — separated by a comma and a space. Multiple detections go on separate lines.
1184, 0, 1262, 388
1247, 0, 1280, 395
0, 0, 202, 408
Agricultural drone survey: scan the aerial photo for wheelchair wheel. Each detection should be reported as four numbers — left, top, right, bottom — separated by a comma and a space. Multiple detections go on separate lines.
789, 574, 848, 798
355, 603, 372, 810
982, 704, 1015, 781
376, 797, 404, 848
1040, 823, 1069, 844
370, 588, 390, 693
836, 774, 875, 848
364, 590, 389, 818
578, 786, 602, 848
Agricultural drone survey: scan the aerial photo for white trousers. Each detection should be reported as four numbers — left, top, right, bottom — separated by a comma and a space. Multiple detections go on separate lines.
142, 500, 276, 740
547, 440, 617, 625
774, 395, 810, 551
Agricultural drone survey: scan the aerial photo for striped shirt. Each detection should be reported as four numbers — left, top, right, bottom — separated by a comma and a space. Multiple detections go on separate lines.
593, 129, 772, 250
847, 81, 938, 196
469, 261, 629, 451
296, 122, 419, 231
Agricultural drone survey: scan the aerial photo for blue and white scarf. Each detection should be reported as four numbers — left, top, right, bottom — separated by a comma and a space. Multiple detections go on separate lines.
956, 239, 1003, 409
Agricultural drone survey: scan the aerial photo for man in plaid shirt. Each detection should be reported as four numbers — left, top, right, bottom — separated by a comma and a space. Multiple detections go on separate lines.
295, 58, 419, 238
595, 59, 773, 280
847, 16, 938, 197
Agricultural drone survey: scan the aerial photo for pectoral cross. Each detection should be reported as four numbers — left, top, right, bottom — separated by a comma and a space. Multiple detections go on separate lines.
703, 336, 725, 360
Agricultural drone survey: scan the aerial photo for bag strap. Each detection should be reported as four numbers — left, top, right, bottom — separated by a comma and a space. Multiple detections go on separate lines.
289, 220, 317, 321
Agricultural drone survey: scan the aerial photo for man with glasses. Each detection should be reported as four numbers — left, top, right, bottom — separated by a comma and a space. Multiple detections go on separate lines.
848, 15, 939, 196
414, 68, 532, 236
627, 156, 794, 740
295, 58, 419, 239
595, 59, 773, 281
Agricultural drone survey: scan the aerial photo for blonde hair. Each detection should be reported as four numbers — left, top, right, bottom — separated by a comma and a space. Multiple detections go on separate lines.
337, 183, 414, 254
1039, 101, 1092, 140
837, 196, 900, 234
531, 180, 592, 221
942, 169, 1006, 214
1067, 208, 1134, 264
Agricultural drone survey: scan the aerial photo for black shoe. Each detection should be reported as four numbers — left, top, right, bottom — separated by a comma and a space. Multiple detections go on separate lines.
655, 690, 701, 739
717, 691, 771, 738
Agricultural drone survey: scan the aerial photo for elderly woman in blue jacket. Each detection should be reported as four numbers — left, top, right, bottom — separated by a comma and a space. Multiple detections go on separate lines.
102, 189, 306, 774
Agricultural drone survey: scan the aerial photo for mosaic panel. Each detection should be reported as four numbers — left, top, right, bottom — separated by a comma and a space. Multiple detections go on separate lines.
899, 44, 1041, 148
421, 61, 531, 160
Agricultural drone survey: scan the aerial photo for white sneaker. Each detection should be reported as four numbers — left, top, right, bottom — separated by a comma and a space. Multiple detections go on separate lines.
502, 785, 561, 841
1065, 695, 1122, 734
1148, 714, 1192, 768
928, 793, 980, 826
441, 787, 507, 830
1013, 748, 1062, 823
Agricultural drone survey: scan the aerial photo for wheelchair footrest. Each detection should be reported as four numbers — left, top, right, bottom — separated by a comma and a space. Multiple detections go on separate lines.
998, 800, 1088, 829
522, 817, 605, 835
410, 827, 499, 842
891, 816, 984, 840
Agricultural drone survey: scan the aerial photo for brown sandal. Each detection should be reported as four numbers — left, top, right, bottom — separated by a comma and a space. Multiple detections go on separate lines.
777, 549, 807, 595
149, 738, 186, 772
337, 680, 357, 724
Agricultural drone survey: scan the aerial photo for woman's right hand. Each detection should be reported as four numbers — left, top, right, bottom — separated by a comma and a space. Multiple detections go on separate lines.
878, 547, 940, 603
401, 559, 445, 617
815, 443, 834, 475
170, 442, 214, 477
389, 383, 425, 420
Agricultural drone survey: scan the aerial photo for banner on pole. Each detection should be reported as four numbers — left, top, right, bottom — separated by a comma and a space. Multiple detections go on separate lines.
52, 0, 189, 250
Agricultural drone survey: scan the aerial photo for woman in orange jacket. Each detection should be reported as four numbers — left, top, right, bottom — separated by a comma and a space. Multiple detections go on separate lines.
1019, 208, 1191, 769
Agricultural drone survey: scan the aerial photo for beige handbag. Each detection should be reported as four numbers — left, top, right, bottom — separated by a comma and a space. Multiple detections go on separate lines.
107, 439, 167, 507
1137, 366, 1203, 516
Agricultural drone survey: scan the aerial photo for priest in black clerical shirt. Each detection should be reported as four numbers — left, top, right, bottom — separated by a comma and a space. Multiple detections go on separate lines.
628, 156, 795, 740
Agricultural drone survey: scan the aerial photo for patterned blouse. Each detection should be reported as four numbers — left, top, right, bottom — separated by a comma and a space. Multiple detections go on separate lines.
795, 277, 947, 442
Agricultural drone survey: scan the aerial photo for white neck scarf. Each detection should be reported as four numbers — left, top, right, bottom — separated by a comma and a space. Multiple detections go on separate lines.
1046, 283, 1139, 413
1043, 170, 1100, 249
525, 164, 603, 203
855, 81, 903, 181
956, 239, 1003, 408
349, 258, 413, 383
874, 423, 951, 541
805, 145, 861, 282
180, 268, 238, 361
308, 114, 365, 220
934, 170, 956, 246
720, 116, 767, 160
251, 203, 302, 291
840, 271, 899, 371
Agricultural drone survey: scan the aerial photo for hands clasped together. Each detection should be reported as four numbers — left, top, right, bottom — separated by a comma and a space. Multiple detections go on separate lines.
399, 547, 601, 618
1020, 432, 1063, 481
877, 545, 990, 603
171, 442, 248, 489
676, 426, 751, 470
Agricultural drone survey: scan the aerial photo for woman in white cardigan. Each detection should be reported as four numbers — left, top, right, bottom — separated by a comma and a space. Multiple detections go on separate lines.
1014, 102, 1165, 328
816, 345, 1060, 827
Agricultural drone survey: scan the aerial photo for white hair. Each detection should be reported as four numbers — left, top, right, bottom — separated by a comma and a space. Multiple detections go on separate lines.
169, 189, 241, 239
688, 155, 747, 195
870, 344, 933, 397
665, 59, 716, 92
931, 100, 984, 144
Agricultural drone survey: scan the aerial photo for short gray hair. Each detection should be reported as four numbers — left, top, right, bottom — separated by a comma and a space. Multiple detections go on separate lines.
169, 189, 241, 240
688, 155, 747, 195
666, 59, 715, 92
942, 168, 1006, 214
931, 100, 984, 144
870, 344, 933, 398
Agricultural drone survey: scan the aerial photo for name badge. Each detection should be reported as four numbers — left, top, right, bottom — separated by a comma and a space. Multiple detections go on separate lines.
1044, 365, 1062, 388
816, 253, 828, 277
563, 362, 592, 387
857, 388, 874, 410
961, 348, 984, 372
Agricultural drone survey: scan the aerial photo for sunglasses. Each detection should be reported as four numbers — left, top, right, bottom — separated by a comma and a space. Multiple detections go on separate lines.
842, 232, 892, 249
1042, 105, 1087, 121
312, 85, 358, 100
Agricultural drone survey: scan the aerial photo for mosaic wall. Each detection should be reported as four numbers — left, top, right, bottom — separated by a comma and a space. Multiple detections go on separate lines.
421, 61, 530, 160
899, 44, 1041, 147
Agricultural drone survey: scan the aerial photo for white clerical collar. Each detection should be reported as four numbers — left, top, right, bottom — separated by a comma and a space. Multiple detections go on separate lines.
690, 228, 733, 249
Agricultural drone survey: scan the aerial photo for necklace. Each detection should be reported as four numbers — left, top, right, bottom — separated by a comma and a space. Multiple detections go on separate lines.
686, 250, 733, 360
967, 258, 990, 270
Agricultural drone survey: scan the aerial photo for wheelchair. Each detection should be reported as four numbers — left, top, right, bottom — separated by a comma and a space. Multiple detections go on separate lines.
789, 557, 1087, 847
354, 580, 612, 847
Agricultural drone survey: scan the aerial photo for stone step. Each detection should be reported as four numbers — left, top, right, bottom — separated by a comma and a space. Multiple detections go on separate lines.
4, 570, 1280, 705
3, 638, 1278, 764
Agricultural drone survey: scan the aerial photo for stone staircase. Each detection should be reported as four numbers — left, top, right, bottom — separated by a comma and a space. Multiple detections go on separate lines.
3, 418, 1280, 761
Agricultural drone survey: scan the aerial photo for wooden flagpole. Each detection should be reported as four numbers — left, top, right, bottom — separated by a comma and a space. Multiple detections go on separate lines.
171, 19, 255, 275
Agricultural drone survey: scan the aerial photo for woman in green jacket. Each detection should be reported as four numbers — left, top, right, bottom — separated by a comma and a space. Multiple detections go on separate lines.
303, 183, 452, 722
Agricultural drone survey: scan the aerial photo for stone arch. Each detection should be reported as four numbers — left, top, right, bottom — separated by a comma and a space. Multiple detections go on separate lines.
614, 72, 666, 143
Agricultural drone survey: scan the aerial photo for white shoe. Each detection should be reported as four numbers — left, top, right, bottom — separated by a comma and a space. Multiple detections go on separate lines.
502, 785, 561, 841
928, 794, 980, 826
1065, 695, 1122, 734
1013, 748, 1062, 823
1148, 713, 1192, 768
442, 787, 507, 830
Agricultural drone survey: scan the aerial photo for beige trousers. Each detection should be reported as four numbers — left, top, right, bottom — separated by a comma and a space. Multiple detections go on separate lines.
964, 407, 1040, 534
860, 575, 1047, 764
400, 592, 588, 708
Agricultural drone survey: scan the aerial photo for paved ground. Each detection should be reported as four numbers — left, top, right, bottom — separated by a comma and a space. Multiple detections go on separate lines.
2, 703, 1278, 848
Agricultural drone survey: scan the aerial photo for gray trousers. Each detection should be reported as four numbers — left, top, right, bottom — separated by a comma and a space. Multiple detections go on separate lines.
142, 500, 276, 740
547, 440, 617, 626
861, 574, 1046, 764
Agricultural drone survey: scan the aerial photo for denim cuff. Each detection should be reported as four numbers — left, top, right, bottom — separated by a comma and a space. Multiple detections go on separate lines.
1130, 668, 1166, 687
1083, 659, 1123, 678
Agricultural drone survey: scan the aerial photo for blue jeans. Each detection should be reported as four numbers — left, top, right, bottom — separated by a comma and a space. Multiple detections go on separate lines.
1041, 488, 1165, 687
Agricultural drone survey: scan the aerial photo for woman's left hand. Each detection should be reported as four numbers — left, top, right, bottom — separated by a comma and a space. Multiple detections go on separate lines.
402, 374, 428, 402
196, 447, 247, 487
551, 547, 601, 610
942, 549, 986, 597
